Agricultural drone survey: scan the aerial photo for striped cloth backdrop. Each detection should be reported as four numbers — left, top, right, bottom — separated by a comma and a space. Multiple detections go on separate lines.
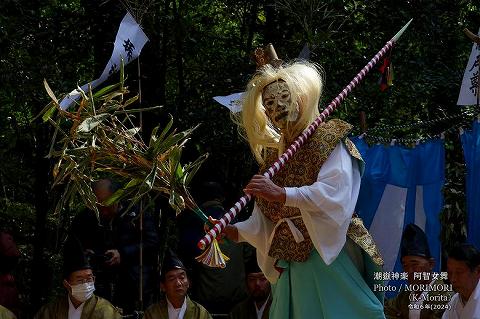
352, 137, 445, 297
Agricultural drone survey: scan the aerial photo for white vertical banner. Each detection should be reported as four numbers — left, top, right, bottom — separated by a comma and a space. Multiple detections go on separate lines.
59, 12, 149, 110
457, 28, 480, 106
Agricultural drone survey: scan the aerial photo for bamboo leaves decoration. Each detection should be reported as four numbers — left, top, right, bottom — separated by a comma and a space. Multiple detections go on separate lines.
40, 65, 208, 221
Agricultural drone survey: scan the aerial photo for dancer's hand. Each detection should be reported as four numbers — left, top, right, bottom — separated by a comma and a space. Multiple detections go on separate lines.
205, 216, 238, 242
244, 174, 286, 203
105, 249, 121, 266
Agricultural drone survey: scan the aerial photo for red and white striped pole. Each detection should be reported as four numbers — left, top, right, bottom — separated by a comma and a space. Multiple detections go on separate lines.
198, 19, 412, 251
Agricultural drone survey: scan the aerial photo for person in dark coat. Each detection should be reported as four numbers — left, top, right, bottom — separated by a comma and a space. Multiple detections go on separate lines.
182, 181, 248, 315
70, 178, 160, 314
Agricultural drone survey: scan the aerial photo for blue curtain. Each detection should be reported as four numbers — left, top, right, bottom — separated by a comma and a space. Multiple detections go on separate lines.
461, 121, 480, 248
351, 137, 445, 297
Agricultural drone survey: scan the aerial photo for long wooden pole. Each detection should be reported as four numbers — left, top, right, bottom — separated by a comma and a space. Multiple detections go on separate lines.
198, 19, 413, 251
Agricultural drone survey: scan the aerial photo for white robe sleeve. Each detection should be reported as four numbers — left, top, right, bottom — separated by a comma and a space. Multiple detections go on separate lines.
235, 202, 280, 283
284, 142, 361, 265
234, 141, 361, 282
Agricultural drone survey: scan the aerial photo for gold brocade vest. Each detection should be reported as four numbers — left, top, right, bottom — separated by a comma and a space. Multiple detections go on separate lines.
256, 119, 383, 266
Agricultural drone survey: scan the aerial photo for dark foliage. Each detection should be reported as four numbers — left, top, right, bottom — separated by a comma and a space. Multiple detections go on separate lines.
0, 0, 478, 317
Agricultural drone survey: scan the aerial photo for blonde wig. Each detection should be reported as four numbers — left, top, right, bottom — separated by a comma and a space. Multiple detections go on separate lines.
236, 61, 324, 164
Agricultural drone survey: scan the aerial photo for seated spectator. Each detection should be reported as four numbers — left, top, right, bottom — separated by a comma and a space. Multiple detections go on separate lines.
385, 224, 452, 319
144, 249, 212, 319
0, 232, 20, 318
0, 305, 15, 319
70, 178, 159, 313
442, 244, 480, 319
230, 257, 272, 319
34, 236, 122, 319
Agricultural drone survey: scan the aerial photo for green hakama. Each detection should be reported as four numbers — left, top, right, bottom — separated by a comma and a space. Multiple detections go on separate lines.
270, 249, 384, 319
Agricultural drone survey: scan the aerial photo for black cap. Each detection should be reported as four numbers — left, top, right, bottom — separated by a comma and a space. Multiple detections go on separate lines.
63, 236, 91, 278
160, 248, 186, 280
401, 224, 431, 259
245, 256, 262, 274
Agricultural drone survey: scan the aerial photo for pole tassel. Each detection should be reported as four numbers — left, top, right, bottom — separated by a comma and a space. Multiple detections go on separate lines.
195, 238, 230, 268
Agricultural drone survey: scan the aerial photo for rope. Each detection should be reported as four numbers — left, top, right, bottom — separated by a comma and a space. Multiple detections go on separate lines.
361, 110, 478, 145
366, 110, 474, 134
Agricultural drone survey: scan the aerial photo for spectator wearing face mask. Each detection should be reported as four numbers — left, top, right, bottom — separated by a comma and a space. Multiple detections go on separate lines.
34, 236, 122, 319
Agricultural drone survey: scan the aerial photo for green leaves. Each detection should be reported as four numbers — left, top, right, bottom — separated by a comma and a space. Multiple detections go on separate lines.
41, 67, 207, 219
